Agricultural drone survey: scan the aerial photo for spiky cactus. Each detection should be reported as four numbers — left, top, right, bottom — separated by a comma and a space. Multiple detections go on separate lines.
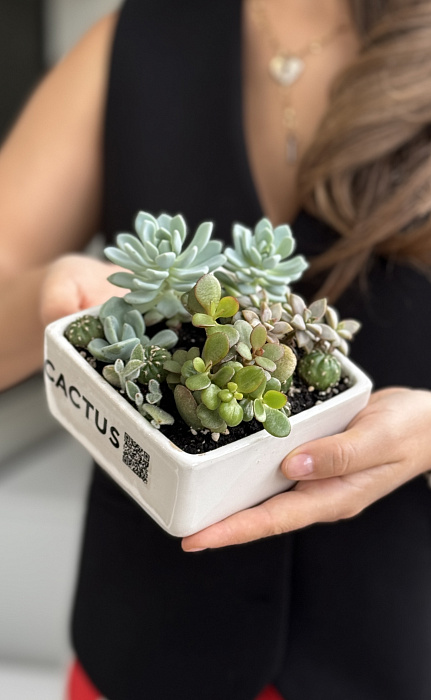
298, 350, 342, 391
65, 315, 104, 348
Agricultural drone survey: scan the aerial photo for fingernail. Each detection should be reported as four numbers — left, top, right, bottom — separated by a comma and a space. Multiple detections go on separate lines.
283, 454, 314, 478
185, 547, 207, 552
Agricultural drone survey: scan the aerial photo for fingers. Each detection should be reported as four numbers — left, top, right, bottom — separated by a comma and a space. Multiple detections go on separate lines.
40, 268, 82, 324
181, 477, 366, 550
281, 421, 397, 481
181, 490, 315, 550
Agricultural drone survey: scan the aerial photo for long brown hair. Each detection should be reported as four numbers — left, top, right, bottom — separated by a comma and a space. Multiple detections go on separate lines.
300, 0, 431, 299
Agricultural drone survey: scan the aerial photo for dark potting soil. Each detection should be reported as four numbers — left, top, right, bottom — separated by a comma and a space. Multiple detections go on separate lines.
74, 322, 351, 455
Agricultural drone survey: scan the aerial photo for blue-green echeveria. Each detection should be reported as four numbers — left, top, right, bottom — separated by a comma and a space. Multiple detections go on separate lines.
87, 296, 178, 362
216, 217, 308, 301
103, 212, 226, 322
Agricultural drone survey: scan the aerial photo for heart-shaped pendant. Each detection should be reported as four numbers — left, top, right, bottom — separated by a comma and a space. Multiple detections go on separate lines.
269, 54, 304, 87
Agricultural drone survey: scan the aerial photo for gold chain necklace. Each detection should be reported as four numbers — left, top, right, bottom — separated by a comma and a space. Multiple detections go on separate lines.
250, 0, 350, 164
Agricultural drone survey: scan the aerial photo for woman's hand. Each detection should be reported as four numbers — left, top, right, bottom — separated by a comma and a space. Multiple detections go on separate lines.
182, 388, 431, 551
40, 254, 123, 326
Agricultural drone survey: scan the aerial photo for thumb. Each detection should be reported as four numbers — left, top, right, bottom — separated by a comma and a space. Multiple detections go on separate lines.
281, 425, 389, 481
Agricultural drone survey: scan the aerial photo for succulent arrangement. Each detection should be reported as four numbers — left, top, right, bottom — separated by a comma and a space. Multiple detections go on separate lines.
65, 212, 360, 446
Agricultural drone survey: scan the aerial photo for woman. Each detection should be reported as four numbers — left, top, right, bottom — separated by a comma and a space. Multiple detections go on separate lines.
1, 1, 430, 698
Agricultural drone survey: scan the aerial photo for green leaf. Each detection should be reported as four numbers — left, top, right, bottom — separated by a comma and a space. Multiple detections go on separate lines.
102, 365, 121, 388
271, 344, 297, 383
250, 324, 267, 350
236, 342, 252, 361
214, 296, 239, 319
140, 404, 175, 426
172, 349, 188, 365
201, 384, 221, 410
235, 365, 265, 394
166, 372, 181, 385
248, 376, 267, 400
150, 329, 178, 349
207, 323, 240, 347
192, 313, 217, 328
180, 359, 196, 379
255, 356, 277, 372
234, 319, 252, 344
262, 343, 284, 362
193, 357, 207, 373
185, 373, 211, 391
218, 399, 243, 427
265, 377, 281, 392
194, 274, 221, 313
182, 288, 206, 315
263, 390, 287, 410
210, 365, 235, 388
203, 332, 230, 366
263, 407, 292, 438
239, 398, 254, 422
130, 343, 144, 361
196, 404, 227, 432
174, 385, 203, 430
253, 399, 267, 423
163, 359, 182, 373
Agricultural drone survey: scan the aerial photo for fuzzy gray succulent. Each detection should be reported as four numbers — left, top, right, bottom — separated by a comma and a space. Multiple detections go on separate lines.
103, 211, 226, 324
323, 305, 361, 356
282, 294, 328, 353
216, 218, 308, 301
282, 293, 360, 355
102, 347, 144, 391
87, 297, 178, 362
237, 297, 292, 344
125, 378, 174, 429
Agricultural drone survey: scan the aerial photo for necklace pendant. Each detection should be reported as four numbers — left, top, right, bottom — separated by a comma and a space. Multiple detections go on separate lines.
269, 54, 305, 87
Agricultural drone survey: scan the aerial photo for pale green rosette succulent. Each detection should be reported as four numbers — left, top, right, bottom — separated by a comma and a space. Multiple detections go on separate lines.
216, 218, 308, 301
104, 212, 226, 323
87, 297, 178, 363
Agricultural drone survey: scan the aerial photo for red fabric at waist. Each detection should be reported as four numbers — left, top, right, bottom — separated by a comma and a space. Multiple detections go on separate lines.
67, 660, 285, 700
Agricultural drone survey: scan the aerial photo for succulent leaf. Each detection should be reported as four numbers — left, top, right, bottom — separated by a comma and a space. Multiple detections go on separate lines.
202, 332, 230, 366
218, 218, 308, 301
263, 407, 292, 438
263, 390, 287, 410
174, 385, 203, 430
235, 366, 265, 394
196, 404, 227, 433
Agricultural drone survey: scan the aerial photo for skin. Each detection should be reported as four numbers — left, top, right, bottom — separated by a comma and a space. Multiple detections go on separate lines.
0, 2, 429, 551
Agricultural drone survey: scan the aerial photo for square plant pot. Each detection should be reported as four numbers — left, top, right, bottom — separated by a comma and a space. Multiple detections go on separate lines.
44, 307, 373, 537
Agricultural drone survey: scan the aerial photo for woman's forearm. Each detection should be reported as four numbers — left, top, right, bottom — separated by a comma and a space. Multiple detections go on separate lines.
0, 266, 48, 390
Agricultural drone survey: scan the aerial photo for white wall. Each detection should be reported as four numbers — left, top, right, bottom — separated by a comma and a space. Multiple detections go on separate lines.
45, 0, 122, 64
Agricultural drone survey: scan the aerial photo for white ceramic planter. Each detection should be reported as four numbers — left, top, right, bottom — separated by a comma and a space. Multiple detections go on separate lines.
44, 307, 372, 537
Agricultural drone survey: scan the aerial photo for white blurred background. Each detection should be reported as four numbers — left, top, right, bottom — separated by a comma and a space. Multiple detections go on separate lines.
0, 2, 120, 698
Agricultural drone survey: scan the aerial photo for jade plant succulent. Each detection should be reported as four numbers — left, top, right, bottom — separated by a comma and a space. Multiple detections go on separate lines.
64, 210, 361, 444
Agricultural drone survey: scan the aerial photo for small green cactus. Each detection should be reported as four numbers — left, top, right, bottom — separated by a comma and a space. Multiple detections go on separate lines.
138, 345, 172, 384
298, 350, 342, 391
65, 315, 104, 348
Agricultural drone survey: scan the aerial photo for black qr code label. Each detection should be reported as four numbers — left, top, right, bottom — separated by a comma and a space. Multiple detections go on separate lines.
122, 432, 150, 484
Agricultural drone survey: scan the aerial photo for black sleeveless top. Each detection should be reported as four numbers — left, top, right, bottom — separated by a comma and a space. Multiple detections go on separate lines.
71, 2, 431, 699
